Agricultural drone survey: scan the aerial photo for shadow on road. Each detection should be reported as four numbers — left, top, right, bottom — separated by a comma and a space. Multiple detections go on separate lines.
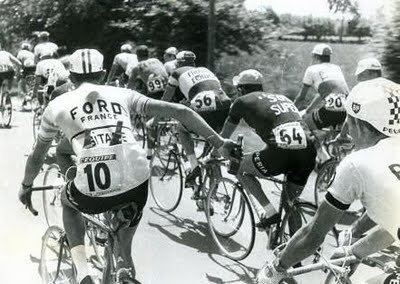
148, 207, 217, 255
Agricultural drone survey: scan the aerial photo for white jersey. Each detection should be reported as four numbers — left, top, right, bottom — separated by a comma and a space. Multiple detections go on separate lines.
328, 137, 400, 239
34, 42, 58, 60
113, 53, 138, 71
164, 60, 177, 76
35, 59, 69, 81
17, 50, 35, 67
38, 83, 150, 197
0, 51, 14, 72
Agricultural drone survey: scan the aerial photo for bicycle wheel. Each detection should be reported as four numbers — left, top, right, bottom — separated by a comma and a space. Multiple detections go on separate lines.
40, 226, 77, 284
150, 148, 184, 212
1, 91, 12, 127
42, 164, 64, 228
206, 180, 255, 261
33, 107, 43, 141
314, 159, 338, 205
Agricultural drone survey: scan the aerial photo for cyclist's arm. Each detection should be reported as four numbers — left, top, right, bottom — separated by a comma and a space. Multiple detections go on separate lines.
160, 84, 176, 102
278, 200, 345, 269
130, 94, 225, 148
220, 99, 244, 138
106, 62, 118, 84
9, 54, 22, 67
127, 67, 138, 89
305, 93, 322, 113
294, 84, 310, 109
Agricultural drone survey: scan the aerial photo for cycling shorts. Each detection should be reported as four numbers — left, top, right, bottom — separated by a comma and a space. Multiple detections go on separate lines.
61, 179, 149, 222
0, 70, 14, 85
311, 107, 346, 129
252, 142, 316, 186
22, 66, 36, 78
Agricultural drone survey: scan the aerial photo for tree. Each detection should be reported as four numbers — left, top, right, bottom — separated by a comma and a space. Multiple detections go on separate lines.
327, 0, 360, 42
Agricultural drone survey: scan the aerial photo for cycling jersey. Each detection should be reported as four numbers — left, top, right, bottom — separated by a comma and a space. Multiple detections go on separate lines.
303, 63, 349, 112
114, 53, 138, 71
129, 58, 168, 96
228, 92, 307, 149
164, 60, 177, 75
327, 137, 400, 239
0, 51, 15, 73
34, 41, 58, 60
17, 50, 35, 67
168, 66, 230, 112
35, 58, 69, 82
38, 83, 151, 197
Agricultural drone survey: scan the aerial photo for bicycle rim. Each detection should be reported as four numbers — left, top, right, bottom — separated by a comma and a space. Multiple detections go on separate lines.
314, 159, 338, 205
40, 226, 76, 284
42, 164, 64, 228
150, 149, 183, 212
206, 180, 255, 261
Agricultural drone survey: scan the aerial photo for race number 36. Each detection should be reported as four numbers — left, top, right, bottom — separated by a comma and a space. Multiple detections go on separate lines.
273, 122, 307, 149
190, 91, 217, 111
83, 163, 111, 192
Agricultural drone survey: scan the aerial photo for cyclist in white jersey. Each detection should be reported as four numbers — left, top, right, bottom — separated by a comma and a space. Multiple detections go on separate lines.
0, 47, 22, 92
257, 78, 400, 284
33, 54, 70, 105
295, 44, 349, 130
17, 43, 36, 97
34, 31, 58, 63
19, 48, 235, 284
163, 46, 178, 75
106, 43, 138, 86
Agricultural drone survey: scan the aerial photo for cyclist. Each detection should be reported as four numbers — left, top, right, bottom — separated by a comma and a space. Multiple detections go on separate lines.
106, 43, 138, 86
220, 69, 316, 230
19, 48, 235, 284
163, 46, 178, 75
257, 78, 400, 284
160, 50, 231, 186
0, 46, 22, 92
33, 31, 58, 63
295, 44, 349, 131
32, 53, 70, 105
127, 45, 168, 100
17, 43, 36, 105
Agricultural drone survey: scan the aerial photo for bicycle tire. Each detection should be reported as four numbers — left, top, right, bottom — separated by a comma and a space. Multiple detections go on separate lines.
150, 149, 184, 212
314, 159, 338, 205
1, 91, 12, 127
206, 180, 255, 261
39, 226, 77, 284
42, 164, 64, 228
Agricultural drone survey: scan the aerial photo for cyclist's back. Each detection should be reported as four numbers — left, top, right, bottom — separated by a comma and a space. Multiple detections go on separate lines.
35, 58, 69, 83
0, 50, 16, 72
17, 49, 35, 67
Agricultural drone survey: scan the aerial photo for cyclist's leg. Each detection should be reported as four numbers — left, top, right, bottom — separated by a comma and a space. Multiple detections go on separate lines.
56, 137, 76, 179
177, 123, 197, 169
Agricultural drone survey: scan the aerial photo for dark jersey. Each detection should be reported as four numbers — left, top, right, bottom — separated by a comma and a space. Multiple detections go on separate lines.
228, 92, 307, 149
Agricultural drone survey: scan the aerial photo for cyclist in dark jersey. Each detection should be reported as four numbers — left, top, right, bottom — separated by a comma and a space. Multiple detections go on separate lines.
221, 69, 316, 229
161, 51, 231, 186
127, 45, 168, 100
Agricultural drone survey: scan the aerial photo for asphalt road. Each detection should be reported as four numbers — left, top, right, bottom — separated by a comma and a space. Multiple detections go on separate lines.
0, 99, 387, 284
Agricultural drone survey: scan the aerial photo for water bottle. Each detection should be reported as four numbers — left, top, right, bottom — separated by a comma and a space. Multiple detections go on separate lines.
228, 134, 243, 175
109, 121, 123, 146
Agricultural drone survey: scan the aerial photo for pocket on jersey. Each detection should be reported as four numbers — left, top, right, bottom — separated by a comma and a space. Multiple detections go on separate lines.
272, 122, 307, 150
189, 91, 217, 112
74, 143, 150, 197
324, 93, 346, 112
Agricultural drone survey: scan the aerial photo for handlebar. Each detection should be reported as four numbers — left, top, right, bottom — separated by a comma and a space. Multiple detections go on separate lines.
24, 185, 61, 216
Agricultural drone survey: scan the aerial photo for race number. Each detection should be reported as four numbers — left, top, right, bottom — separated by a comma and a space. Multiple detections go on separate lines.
273, 122, 307, 149
147, 75, 167, 94
325, 93, 346, 112
190, 91, 217, 111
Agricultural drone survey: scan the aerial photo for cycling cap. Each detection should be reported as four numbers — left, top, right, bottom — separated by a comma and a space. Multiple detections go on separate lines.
355, 57, 382, 76
39, 31, 50, 39
165, 47, 178, 55
312, 43, 333, 56
176, 51, 196, 62
232, 69, 263, 86
69, 49, 104, 74
345, 78, 400, 137
21, 42, 31, 50
120, 43, 133, 53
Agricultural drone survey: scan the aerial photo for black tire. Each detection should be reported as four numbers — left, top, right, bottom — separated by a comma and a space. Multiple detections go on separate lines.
314, 159, 338, 205
39, 226, 77, 284
42, 164, 64, 227
206, 181, 255, 261
1, 91, 12, 127
150, 149, 184, 212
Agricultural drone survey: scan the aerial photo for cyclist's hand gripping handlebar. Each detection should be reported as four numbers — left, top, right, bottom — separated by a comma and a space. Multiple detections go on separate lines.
18, 184, 38, 216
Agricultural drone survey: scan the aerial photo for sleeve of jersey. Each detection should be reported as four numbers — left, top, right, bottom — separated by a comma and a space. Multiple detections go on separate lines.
227, 99, 244, 125
325, 156, 362, 210
168, 72, 179, 87
129, 92, 151, 114
37, 107, 59, 143
302, 67, 313, 86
